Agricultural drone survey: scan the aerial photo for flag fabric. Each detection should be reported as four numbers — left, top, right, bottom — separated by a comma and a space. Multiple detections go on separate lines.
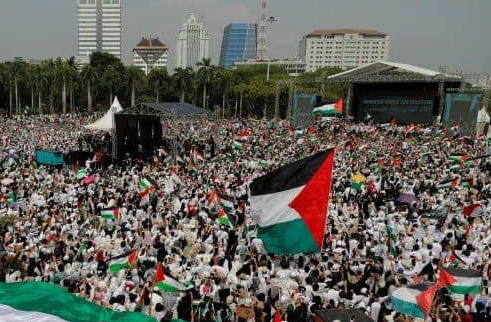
218, 194, 235, 213
415, 283, 438, 317
250, 150, 335, 255
7, 192, 15, 205
272, 306, 282, 322
440, 267, 482, 294
138, 179, 153, 197
134, 287, 147, 312
155, 264, 188, 293
449, 154, 468, 163
0, 282, 156, 322
312, 99, 343, 116
109, 249, 138, 273
463, 203, 483, 217
77, 169, 87, 179
218, 208, 233, 228
83, 175, 95, 185
390, 283, 436, 318
100, 208, 120, 221
207, 189, 220, 207
170, 167, 181, 183
236, 130, 251, 142
233, 141, 244, 150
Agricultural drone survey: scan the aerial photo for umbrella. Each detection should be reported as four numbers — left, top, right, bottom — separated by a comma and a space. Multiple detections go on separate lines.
351, 173, 367, 183
1, 178, 14, 186
397, 193, 417, 204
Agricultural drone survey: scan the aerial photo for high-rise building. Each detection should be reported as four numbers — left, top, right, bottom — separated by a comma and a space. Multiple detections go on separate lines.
133, 37, 168, 75
77, 0, 121, 59
175, 13, 209, 71
299, 29, 390, 72
219, 23, 258, 68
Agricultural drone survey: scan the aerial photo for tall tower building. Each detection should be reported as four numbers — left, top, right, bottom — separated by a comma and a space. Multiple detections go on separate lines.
77, 0, 122, 59
133, 37, 168, 75
175, 13, 209, 71
219, 23, 258, 68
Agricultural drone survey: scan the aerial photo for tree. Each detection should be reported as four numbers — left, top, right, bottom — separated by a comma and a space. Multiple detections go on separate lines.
80, 65, 98, 112
125, 66, 145, 107
55, 59, 72, 114
147, 68, 169, 103
33, 64, 48, 114
12, 60, 25, 114
213, 68, 234, 117
197, 58, 213, 109
101, 65, 122, 105
25, 65, 36, 112
172, 67, 193, 103
0, 63, 13, 116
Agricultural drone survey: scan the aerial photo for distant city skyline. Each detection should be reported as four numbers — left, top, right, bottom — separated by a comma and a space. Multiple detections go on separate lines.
0, 0, 490, 73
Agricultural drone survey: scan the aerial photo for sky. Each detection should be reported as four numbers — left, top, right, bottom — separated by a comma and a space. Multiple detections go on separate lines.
0, 0, 490, 73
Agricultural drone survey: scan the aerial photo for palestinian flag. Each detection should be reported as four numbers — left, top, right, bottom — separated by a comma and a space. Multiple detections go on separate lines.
100, 208, 120, 221
250, 150, 335, 255
218, 208, 233, 228
312, 99, 343, 116
0, 282, 155, 322
439, 267, 482, 294
219, 194, 235, 213
390, 283, 437, 318
154, 263, 188, 293
233, 141, 244, 150
449, 154, 468, 163
138, 178, 153, 197
109, 249, 138, 273
463, 203, 483, 217
437, 178, 460, 190
236, 130, 251, 142
77, 169, 87, 179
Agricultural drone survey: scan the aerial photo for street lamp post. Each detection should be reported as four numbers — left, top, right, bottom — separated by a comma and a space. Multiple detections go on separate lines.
266, 16, 277, 82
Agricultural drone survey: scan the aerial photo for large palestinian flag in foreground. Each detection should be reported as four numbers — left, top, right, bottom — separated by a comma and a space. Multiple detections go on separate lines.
440, 267, 482, 294
250, 150, 335, 255
391, 283, 437, 319
0, 282, 156, 322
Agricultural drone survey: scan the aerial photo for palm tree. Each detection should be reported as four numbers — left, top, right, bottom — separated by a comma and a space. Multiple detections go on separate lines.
147, 67, 169, 103
214, 68, 233, 118
102, 65, 121, 105
12, 60, 25, 114
80, 65, 98, 112
0, 63, 13, 116
25, 65, 36, 112
125, 66, 145, 107
197, 58, 212, 109
33, 64, 48, 114
54, 59, 72, 114
172, 67, 193, 103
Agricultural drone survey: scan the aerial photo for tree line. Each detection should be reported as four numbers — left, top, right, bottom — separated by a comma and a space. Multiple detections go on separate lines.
0, 52, 346, 118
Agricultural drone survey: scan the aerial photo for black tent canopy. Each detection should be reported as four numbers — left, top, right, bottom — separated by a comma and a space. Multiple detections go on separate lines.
143, 102, 212, 117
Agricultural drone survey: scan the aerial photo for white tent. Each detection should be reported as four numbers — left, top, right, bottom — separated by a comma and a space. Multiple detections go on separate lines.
85, 97, 123, 131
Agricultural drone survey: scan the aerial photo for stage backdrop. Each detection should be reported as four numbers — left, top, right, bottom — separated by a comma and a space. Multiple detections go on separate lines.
353, 82, 439, 124
443, 92, 483, 135
115, 114, 162, 160
292, 93, 316, 128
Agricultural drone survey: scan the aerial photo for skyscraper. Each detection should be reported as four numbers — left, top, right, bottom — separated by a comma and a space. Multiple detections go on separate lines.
219, 23, 258, 68
77, 0, 121, 59
175, 13, 209, 71
133, 37, 168, 75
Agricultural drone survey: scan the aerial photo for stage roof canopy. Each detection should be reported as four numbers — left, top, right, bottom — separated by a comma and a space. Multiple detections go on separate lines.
142, 102, 212, 117
316, 309, 375, 322
85, 96, 123, 131
327, 61, 461, 82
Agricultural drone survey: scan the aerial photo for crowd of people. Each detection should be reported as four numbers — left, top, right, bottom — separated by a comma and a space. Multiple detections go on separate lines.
1, 114, 491, 322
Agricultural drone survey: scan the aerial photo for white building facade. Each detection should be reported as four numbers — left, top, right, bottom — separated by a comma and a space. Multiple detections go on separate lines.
299, 29, 389, 72
133, 37, 168, 75
175, 13, 209, 71
78, 0, 121, 59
